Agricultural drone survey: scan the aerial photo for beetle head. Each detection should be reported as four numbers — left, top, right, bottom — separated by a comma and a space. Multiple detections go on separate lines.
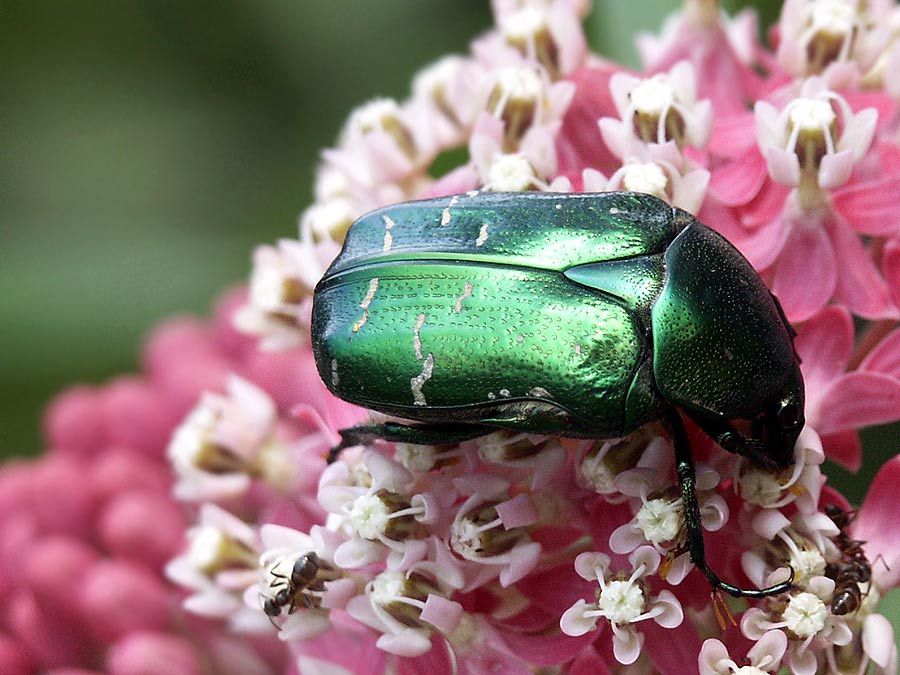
713, 361, 804, 469
757, 360, 805, 468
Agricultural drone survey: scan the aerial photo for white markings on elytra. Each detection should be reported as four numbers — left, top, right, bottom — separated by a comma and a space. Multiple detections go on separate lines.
382, 214, 395, 252
516, 334, 524, 343
331, 359, 339, 387
353, 277, 380, 333
454, 282, 474, 313
609, 207, 620, 215
466, 189, 480, 197
411, 353, 434, 405
499, 388, 510, 397
574, 343, 582, 356
476, 223, 490, 247
352, 311, 369, 333
528, 386, 552, 399
413, 313, 426, 360
360, 278, 379, 309
441, 195, 459, 226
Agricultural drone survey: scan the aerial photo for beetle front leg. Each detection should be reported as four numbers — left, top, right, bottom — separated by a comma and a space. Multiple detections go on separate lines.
684, 413, 786, 469
666, 409, 794, 599
327, 421, 495, 463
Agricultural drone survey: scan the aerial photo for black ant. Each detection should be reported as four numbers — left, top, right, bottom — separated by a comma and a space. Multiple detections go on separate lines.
823, 504, 871, 616
263, 552, 322, 623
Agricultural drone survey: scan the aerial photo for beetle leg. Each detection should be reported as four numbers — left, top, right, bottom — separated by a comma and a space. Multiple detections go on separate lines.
666, 409, 794, 598
327, 422, 495, 463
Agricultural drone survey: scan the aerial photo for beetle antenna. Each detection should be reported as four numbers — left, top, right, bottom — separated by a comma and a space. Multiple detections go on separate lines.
666, 409, 795, 598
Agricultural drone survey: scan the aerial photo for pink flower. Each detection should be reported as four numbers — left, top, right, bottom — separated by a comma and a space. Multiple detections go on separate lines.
345, 568, 463, 657
700, 630, 787, 675
742, 575, 853, 675
165, 503, 263, 628
234, 233, 339, 352
795, 305, 900, 468
599, 61, 713, 152
776, 0, 891, 89
755, 78, 876, 191
636, 3, 769, 116
167, 375, 294, 501
853, 455, 900, 592
9, 3, 900, 674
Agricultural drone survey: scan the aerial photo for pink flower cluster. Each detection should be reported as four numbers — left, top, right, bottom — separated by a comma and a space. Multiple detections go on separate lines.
5, 1, 900, 674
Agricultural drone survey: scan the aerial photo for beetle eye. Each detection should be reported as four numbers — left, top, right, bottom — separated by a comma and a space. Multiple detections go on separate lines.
777, 402, 801, 429
719, 432, 741, 453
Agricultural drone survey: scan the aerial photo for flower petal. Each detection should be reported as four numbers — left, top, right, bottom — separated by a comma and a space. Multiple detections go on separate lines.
831, 176, 900, 237
772, 217, 836, 322
863, 613, 896, 668
816, 372, 900, 435
795, 305, 854, 394
738, 178, 790, 229
709, 112, 757, 159
651, 590, 684, 628
612, 625, 644, 665
419, 595, 462, 634
698, 638, 729, 675
817, 149, 855, 190
860, 327, 900, 378
884, 239, 900, 311
700, 201, 788, 271
830, 216, 899, 319
820, 430, 862, 473
560, 600, 597, 636
747, 630, 787, 669
765, 147, 801, 188
707, 151, 767, 207
788, 642, 819, 675
556, 66, 625, 178
376, 629, 432, 658
855, 455, 900, 589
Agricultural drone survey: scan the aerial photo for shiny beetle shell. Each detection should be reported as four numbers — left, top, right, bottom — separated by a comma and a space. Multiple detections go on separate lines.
311, 191, 804, 466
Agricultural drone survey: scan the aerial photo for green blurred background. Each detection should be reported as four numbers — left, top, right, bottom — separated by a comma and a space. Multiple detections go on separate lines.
3, 0, 898, 639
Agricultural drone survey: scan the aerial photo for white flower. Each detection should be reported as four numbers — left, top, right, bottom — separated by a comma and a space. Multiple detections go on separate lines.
561, 547, 683, 665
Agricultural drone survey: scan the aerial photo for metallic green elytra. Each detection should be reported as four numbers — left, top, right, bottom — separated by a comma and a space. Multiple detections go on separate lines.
311, 191, 806, 600
311, 191, 804, 470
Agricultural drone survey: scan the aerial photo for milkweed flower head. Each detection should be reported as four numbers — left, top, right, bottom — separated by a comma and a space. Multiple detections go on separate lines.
5, 1, 900, 675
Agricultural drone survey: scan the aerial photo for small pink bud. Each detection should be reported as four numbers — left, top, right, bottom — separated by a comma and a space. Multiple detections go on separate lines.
107, 632, 202, 675
6, 591, 92, 669
89, 449, 170, 502
0, 461, 35, 520
23, 536, 98, 615
43, 386, 105, 457
99, 378, 175, 458
98, 491, 186, 568
142, 319, 230, 415
80, 560, 171, 643
31, 456, 96, 538
211, 286, 257, 360
0, 633, 36, 675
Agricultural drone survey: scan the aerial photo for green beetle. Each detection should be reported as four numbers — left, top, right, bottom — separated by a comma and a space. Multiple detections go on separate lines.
311, 191, 804, 598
